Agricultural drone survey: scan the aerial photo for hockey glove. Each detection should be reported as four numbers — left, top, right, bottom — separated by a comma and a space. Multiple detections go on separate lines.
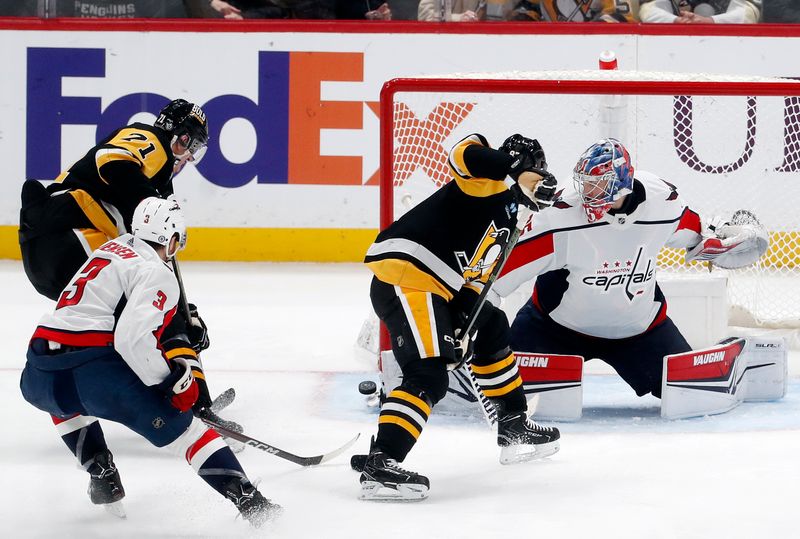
187, 303, 210, 353
191, 371, 213, 414
159, 357, 199, 412
686, 210, 769, 269
501, 134, 547, 181
511, 171, 558, 211
447, 288, 482, 371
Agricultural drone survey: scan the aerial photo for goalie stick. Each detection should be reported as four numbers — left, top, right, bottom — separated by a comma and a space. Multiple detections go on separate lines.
201, 416, 360, 466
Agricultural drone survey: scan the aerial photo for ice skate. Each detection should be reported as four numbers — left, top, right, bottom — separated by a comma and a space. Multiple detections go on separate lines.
223, 478, 282, 527
359, 450, 429, 502
497, 410, 560, 465
87, 450, 126, 518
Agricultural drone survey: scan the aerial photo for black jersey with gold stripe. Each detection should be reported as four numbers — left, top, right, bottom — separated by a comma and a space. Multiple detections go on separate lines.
49, 123, 176, 230
365, 134, 522, 300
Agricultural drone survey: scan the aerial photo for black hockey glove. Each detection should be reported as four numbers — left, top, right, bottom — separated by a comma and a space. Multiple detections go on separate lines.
501, 134, 547, 181
447, 288, 482, 371
187, 303, 210, 353
511, 171, 559, 211
192, 374, 213, 414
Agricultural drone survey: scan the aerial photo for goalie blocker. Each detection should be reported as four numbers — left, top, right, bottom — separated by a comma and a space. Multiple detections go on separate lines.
378, 337, 786, 421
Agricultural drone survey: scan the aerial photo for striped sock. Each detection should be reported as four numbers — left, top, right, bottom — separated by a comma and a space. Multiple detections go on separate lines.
51, 414, 108, 468
375, 386, 432, 461
471, 351, 527, 412
185, 428, 250, 495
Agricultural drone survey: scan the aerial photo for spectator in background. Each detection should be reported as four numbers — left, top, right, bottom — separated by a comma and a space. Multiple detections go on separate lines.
418, 0, 637, 22
762, 0, 800, 22
336, 0, 392, 19
639, 0, 760, 23
207, 0, 339, 18
57, 0, 188, 17
418, 0, 483, 21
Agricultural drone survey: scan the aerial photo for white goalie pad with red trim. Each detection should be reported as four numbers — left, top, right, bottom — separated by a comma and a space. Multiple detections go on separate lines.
378, 349, 584, 421
517, 353, 584, 421
660, 337, 787, 420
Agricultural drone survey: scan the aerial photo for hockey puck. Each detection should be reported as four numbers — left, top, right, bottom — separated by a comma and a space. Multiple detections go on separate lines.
350, 453, 368, 472
358, 380, 378, 395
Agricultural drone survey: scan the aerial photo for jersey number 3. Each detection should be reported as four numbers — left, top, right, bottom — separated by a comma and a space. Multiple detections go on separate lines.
56, 258, 112, 309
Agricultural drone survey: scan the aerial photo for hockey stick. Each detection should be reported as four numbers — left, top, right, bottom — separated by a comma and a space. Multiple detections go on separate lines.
201, 416, 360, 466
456, 204, 533, 428
171, 259, 242, 431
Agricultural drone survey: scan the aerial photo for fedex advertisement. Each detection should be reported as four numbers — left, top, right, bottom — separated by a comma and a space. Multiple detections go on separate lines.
2, 23, 800, 260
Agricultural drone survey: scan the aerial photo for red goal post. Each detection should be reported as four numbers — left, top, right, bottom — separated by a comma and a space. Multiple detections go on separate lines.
378, 71, 800, 344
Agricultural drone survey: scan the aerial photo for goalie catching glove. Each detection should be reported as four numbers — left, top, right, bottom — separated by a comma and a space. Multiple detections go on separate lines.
686, 209, 769, 269
501, 134, 558, 211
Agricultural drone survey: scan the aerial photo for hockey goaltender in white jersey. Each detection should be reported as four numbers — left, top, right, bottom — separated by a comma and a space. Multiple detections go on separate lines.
490, 138, 783, 420
377, 138, 784, 422
492, 169, 700, 340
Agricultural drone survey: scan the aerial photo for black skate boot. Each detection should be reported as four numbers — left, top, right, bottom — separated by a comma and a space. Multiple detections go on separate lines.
497, 408, 561, 465
223, 478, 282, 528
87, 450, 126, 518
359, 449, 429, 502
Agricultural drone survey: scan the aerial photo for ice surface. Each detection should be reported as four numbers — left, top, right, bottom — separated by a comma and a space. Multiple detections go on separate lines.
1, 261, 797, 539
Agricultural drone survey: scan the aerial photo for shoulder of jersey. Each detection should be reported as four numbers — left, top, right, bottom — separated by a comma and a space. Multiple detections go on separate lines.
636, 170, 681, 202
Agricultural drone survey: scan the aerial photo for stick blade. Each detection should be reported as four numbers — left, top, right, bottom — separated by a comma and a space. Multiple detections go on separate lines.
313, 433, 361, 466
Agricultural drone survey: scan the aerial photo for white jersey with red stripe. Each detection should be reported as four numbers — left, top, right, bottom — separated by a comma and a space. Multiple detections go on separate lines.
493, 171, 703, 339
33, 234, 179, 386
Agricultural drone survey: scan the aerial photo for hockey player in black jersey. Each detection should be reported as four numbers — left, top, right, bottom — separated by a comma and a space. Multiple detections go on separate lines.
18, 99, 219, 415
359, 133, 561, 501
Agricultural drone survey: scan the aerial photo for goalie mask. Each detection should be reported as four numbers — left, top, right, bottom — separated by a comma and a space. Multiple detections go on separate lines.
572, 138, 634, 223
131, 197, 187, 260
154, 99, 209, 163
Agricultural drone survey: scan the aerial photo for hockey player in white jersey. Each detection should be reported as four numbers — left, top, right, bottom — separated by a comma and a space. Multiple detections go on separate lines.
20, 197, 279, 526
494, 138, 768, 399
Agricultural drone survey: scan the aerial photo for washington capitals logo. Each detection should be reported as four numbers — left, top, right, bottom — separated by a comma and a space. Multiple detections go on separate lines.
581, 246, 654, 300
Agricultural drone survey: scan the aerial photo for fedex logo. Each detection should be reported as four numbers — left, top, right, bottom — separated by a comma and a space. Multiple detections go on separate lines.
26, 47, 381, 187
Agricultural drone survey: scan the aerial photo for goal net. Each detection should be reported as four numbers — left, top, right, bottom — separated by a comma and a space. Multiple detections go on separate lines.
379, 70, 800, 341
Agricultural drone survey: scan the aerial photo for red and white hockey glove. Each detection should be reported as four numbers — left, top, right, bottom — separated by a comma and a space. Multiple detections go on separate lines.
159, 358, 199, 412
686, 210, 769, 269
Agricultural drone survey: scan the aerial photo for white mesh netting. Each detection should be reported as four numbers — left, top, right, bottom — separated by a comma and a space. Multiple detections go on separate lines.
383, 71, 800, 328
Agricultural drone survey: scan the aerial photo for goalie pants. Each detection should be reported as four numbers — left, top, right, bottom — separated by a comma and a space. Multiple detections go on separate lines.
370, 277, 525, 460
510, 301, 691, 398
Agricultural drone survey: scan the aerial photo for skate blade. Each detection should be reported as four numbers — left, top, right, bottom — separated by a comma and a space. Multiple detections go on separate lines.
102, 500, 127, 519
499, 439, 560, 465
359, 481, 428, 502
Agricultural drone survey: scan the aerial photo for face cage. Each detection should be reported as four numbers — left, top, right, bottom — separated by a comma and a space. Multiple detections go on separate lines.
573, 170, 619, 222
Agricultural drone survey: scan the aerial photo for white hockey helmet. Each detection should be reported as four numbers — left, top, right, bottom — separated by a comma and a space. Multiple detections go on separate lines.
131, 197, 187, 259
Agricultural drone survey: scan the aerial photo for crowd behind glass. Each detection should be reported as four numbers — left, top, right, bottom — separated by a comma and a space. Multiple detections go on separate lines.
0, 0, 795, 24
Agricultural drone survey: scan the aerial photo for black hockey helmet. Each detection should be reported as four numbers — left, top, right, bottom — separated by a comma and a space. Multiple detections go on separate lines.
154, 99, 209, 159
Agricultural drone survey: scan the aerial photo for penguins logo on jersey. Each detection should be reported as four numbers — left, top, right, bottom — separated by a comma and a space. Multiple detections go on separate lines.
455, 221, 510, 282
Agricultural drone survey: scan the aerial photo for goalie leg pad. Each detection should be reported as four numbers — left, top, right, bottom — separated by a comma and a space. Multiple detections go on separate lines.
660, 336, 787, 420
515, 352, 584, 421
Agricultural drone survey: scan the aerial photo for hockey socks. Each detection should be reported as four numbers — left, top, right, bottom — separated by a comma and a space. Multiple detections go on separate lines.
471, 350, 526, 410
375, 386, 432, 462
51, 414, 108, 467
180, 422, 281, 526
